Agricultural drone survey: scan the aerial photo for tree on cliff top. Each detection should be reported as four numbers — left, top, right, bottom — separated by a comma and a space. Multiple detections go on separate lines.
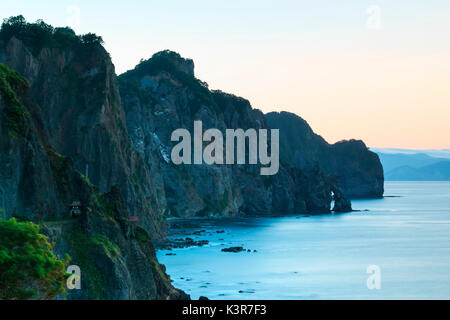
0, 218, 70, 300
0, 15, 104, 56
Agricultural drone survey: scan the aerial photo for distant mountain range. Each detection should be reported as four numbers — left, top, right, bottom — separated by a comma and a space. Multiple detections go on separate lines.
371, 148, 450, 181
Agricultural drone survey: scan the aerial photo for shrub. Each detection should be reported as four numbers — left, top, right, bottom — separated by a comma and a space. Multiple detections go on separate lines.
0, 218, 70, 300
0, 63, 29, 137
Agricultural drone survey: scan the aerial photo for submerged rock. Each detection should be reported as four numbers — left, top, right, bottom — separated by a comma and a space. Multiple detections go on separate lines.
238, 289, 255, 294
221, 246, 246, 253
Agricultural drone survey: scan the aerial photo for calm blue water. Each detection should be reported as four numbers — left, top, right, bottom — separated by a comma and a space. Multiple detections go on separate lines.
157, 182, 450, 299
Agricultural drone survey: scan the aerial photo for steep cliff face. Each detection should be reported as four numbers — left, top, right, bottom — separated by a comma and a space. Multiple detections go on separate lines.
0, 36, 166, 238
0, 61, 186, 299
0, 62, 64, 220
119, 50, 338, 216
266, 111, 384, 198
119, 51, 241, 217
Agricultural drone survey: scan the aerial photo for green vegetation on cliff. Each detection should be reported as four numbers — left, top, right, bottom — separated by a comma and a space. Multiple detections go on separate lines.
212, 90, 250, 114
0, 63, 29, 137
119, 50, 255, 119
119, 50, 219, 115
133, 225, 173, 295
65, 225, 121, 300
0, 218, 69, 300
134, 226, 150, 245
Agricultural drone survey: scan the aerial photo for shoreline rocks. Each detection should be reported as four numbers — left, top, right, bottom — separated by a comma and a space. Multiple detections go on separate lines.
221, 246, 246, 253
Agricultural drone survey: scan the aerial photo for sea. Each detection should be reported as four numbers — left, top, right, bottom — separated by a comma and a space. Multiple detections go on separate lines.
157, 181, 450, 299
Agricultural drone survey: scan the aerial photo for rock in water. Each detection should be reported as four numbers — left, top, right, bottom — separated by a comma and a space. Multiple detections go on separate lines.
332, 186, 353, 212
221, 246, 246, 253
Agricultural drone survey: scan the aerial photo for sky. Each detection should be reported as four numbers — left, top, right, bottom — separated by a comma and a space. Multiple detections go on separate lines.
1, 0, 450, 149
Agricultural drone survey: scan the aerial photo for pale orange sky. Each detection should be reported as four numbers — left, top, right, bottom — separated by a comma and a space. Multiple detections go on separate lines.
197, 48, 450, 149
3, 1, 450, 149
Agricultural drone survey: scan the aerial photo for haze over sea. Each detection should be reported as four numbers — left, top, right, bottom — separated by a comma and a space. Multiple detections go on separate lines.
158, 181, 450, 299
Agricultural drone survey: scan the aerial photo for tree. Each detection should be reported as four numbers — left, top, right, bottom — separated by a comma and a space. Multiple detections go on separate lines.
0, 218, 70, 300
25, 19, 54, 53
80, 33, 104, 45
0, 15, 27, 42
53, 27, 78, 48
0, 16, 105, 55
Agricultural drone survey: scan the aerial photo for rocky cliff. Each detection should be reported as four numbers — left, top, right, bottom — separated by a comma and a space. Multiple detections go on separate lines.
0, 33, 165, 239
0, 17, 186, 299
266, 111, 384, 198
118, 50, 351, 216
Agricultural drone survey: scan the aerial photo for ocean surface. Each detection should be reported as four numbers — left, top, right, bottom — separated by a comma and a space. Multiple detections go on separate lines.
157, 181, 450, 299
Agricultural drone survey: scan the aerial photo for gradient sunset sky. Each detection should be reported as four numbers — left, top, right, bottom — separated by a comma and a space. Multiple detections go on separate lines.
2, 0, 449, 149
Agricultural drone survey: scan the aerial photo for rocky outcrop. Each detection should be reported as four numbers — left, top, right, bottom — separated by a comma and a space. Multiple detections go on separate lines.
266, 111, 384, 198
326, 140, 384, 198
118, 50, 336, 217
331, 185, 352, 212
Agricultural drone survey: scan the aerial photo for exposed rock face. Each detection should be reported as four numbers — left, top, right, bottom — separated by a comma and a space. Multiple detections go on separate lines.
326, 140, 384, 198
266, 111, 384, 198
0, 37, 166, 238
0, 61, 187, 299
0, 62, 61, 221
118, 50, 336, 217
